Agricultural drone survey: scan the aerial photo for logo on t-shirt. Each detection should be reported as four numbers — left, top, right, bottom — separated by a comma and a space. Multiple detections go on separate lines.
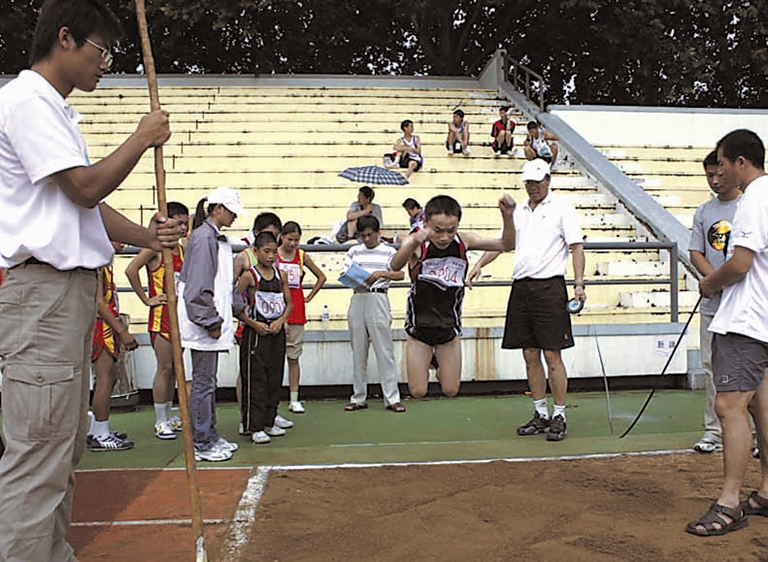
707, 219, 732, 257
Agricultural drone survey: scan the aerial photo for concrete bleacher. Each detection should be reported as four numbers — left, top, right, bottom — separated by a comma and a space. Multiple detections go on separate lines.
67, 82, 676, 337
42, 65, 734, 387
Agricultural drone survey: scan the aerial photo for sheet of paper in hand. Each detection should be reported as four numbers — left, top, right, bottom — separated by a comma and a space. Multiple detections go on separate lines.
339, 261, 371, 289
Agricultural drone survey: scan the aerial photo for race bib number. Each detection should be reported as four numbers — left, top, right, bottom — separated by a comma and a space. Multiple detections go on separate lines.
419, 257, 467, 289
280, 262, 302, 289
255, 291, 286, 320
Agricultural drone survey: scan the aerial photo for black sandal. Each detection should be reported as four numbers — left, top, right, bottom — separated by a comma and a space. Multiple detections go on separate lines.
740, 491, 768, 517
344, 402, 368, 412
685, 502, 749, 536
386, 402, 406, 413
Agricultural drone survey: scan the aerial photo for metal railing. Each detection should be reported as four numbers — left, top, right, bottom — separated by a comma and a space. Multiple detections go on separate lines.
504, 56, 545, 113
117, 240, 682, 322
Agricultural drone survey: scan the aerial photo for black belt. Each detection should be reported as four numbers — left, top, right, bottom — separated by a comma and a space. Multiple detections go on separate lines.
15, 257, 95, 273
355, 288, 388, 294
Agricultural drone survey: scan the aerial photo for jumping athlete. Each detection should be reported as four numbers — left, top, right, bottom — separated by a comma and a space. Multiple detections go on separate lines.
390, 194, 515, 398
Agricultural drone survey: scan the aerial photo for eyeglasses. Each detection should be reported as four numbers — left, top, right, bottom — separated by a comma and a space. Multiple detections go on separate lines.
84, 38, 113, 68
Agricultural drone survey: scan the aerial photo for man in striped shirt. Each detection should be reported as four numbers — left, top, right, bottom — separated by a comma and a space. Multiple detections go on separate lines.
343, 215, 406, 412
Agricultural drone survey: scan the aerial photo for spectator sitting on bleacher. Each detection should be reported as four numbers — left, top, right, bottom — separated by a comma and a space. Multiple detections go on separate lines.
387, 119, 423, 179
402, 198, 425, 232
491, 106, 516, 156
523, 121, 558, 165
336, 186, 383, 243
446, 109, 470, 155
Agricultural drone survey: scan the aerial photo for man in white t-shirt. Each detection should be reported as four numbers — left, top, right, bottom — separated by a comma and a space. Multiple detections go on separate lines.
469, 159, 586, 442
686, 129, 768, 537
0, 2, 182, 560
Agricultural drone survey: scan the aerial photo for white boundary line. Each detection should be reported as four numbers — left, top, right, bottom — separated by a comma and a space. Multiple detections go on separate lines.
219, 466, 270, 562
71, 518, 226, 527
267, 448, 692, 471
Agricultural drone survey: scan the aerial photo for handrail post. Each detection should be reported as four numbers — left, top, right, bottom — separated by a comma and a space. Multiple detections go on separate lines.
670, 243, 679, 323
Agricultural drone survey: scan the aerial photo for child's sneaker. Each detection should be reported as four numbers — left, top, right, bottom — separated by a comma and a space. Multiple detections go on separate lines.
252, 431, 271, 444
154, 421, 177, 440
215, 436, 239, 452
288, 401, 306, 414
264, 425, 286, 437
90, 433, 134, 452
194, 446, 232, 462
169, 415, 183, 432
274, 414, 294, 429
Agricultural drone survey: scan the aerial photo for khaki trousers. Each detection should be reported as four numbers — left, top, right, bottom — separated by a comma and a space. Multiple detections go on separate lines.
347, 292, 401, 406
0, 262, 97, 562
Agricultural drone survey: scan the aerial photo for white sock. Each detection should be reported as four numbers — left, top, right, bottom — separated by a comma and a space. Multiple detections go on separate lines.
290, 391, 299, 403
164, 401, 173, 419
155, 403, 168, 423
553, 404, 566, 421
92, 419, 110, 440
534, 398, 549, 420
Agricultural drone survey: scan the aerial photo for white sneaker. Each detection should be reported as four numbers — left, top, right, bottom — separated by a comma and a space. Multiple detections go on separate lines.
462, 148, 471, 155
289, 401, 306, 414
274, 414, 294, 429
195, 447, 232, 462
154, 421, 177, 440
693, 436, 723, 454
215, 436, 239, 452
264, 425, 286, 437
169, 415, 183, 432
238, 422, 249, 436
251, 431, 271, 444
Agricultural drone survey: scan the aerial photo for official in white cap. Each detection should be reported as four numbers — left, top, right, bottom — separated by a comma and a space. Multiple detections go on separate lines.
469, 158, 586, 441
176, 187, 245, 461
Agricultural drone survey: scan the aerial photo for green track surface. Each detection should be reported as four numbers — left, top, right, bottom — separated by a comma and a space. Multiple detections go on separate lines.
74, 390, 705, 470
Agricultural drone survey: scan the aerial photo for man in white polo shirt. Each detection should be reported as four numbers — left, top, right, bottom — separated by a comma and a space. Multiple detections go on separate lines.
686, 129, 768, 536
470, 158, 586, 441
0, 1, 182, 560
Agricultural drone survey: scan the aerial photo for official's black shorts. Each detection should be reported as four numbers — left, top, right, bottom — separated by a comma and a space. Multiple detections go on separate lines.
712, 332, 768, 392
501, 276, 574, 351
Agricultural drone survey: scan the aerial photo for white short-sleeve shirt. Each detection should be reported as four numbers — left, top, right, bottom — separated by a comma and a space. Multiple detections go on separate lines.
344, 242, 396, 290
709, 175, 768, 343
0, 70, 113, 270
512, 192, 583, 280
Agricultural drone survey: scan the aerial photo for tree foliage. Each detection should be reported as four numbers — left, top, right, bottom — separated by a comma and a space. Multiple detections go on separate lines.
1, 0, 765, 107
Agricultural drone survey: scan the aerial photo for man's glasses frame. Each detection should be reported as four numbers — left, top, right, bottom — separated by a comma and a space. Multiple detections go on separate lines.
84, 38, 113, 68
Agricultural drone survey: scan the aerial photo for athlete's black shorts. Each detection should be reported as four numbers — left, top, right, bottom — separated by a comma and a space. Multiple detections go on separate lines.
399, 153, 423, 171
406, 326, 458, 347
501, 276, 574, 350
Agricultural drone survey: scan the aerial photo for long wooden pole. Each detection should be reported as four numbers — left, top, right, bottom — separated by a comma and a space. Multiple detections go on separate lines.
133, 1, 208, 560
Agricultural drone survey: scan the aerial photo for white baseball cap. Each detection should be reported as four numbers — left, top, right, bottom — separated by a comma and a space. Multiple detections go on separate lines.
207, 186, 247, 216
521, 159, 551, 182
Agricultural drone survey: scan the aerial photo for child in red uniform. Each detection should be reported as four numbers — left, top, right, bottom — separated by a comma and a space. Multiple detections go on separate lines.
89, 243, 138, 451
277, 221, 327, 413
125, 202, 189, 439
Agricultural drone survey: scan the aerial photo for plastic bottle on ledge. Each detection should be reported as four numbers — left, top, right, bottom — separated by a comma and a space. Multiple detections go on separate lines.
322, 304, 330, 331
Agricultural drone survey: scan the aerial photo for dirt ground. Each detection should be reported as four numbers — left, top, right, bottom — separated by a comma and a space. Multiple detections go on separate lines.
235, 453, 767, 562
